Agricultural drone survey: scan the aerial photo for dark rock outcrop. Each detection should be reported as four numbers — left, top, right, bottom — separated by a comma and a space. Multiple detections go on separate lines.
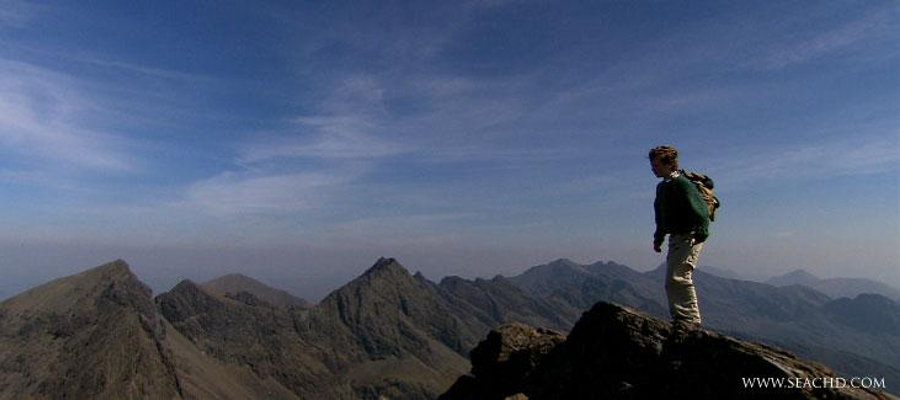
442, 302, 893, 400
442, 323, 565, 399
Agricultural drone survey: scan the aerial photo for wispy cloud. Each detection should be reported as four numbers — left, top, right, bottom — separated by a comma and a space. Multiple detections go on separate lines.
745, 6, 897, 71
239, 116, 408, 164
68, 54, 210, 82
0, 59, 136, 173
185, 167, 364, 217
716, 134, 900, 187
189, 75, 406, 217
0, 0, 39, 28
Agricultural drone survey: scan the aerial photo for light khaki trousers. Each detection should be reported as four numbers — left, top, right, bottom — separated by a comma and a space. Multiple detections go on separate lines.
666, 233, 704, 325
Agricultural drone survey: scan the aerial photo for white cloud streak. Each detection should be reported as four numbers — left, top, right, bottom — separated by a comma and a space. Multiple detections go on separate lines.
745, 6, 897, 71
0, 59, 135, 173
716, 134, 900, 187
240, 116, 408, 164
190, 76, 405, 217
0, 0, 39, 28
186, 168, 364, 217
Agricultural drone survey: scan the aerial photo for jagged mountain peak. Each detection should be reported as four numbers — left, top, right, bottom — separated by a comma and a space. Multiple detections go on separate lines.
547, 258, 582, 269
91, 258, 132, 275
170, 278, 202, 293
213, 272, 253, 281
519, 259, 588, 278
584, 260, 638, 277
70, 258, 141, 289
777, 269, 820, 281
0, 260, 178, 399
0, 259, 150, 315
323, 258, 429, 307
323, 257, 419, 298
508, 259, 594, 298
362, 257, 409, 277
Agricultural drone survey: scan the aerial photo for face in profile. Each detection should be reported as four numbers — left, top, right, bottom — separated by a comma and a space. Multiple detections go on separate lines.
651, 157, 674, 178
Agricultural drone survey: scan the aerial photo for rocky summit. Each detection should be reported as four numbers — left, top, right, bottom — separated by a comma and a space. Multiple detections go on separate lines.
442, 302, 892, 400
0, 260, 179, 399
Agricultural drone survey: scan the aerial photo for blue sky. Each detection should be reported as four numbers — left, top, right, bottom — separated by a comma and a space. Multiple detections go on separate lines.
0, 0, 897, 300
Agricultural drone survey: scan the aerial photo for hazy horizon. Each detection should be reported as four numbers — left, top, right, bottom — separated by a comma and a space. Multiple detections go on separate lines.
0, 249, 895, 303
1, 1, 897, 301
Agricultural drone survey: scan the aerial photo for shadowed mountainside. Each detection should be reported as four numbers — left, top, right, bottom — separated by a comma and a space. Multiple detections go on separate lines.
157, 257, 572, 398
0, 260, 296, 400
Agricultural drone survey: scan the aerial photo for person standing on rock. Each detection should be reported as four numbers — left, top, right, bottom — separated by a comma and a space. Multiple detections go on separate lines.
650, 145, 710, 329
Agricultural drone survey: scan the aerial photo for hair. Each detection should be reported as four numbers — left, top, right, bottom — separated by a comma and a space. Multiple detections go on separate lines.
649, 145, 679, 169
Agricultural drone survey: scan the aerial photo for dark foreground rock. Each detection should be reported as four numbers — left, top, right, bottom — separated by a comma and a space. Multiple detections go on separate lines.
442, 302, 894, 400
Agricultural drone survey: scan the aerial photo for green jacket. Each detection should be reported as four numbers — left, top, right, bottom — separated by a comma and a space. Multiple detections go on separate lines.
654, 171, 710, 246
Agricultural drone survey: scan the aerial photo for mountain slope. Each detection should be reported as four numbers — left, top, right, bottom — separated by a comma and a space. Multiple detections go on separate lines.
157, 316, 299, 400
155, 257, 590, 398
824, 294, 900, 335
159, 258, 484, 398
303, 257, 473, 397
435, 274, 579, 338
157, 279, 341, 398
0, 260, 179, 399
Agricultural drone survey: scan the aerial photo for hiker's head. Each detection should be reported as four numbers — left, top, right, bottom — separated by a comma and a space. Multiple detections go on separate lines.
649, 145, 678, 177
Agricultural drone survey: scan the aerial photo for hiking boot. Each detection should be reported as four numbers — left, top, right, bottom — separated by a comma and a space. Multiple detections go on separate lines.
667, 319, 700, 344
671, 319, 700, 332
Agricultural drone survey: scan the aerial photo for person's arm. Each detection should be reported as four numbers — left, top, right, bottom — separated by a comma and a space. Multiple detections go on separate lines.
653, 187, 665, 252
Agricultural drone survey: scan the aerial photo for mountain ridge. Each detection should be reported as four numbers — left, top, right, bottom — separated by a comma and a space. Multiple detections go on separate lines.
2, 257, 898, 398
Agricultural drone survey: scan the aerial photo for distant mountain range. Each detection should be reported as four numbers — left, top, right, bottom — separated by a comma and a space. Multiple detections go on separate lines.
514, 259, 900, 389
1, 257, 897, 398
766, 269, 900, 301
201, 273, 312, 310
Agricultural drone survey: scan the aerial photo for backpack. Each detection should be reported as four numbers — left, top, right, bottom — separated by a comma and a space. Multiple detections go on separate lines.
682, 171, 720, 222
